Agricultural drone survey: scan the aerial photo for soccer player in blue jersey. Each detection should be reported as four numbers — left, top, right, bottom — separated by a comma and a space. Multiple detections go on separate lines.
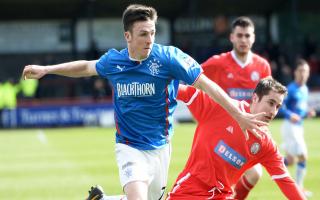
280, 59, 316, 198
22, 4, 267, 200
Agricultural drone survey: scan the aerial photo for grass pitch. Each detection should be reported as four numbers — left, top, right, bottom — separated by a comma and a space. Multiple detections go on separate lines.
0, 118, 319, 199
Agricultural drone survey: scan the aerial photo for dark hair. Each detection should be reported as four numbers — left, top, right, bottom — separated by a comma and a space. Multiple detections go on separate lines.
122, 4, 158, 32
254, 77, 287, 100
295, 58, 308, 70
231, 16, 255, 32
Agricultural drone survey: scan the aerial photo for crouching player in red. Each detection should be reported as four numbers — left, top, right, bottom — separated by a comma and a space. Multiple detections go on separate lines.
167, 77, 305, 199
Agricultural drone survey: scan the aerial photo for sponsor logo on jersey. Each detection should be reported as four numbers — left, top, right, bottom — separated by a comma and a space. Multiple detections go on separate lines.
117, 82, 155, 97
228, 88, 254, 100
250, 142, 261, 155
251, 71, 260, 81
148, 58, 162, 76
214, 140, 246, 169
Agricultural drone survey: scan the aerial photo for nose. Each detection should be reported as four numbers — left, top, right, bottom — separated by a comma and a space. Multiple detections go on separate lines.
270, 106, 278, 117
146, 34, 153, 44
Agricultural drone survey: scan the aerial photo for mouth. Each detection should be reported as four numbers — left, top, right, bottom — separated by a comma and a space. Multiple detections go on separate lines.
264, 116, 272, 122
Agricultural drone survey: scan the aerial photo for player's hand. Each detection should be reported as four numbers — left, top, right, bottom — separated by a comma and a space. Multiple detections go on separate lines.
290, 113, 301, 123
22, 65, 47, 80
236, 112, 268, 140
308, 109, 316, 118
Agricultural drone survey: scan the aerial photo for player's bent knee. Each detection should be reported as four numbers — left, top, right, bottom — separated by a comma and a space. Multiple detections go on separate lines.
124, 181, 148, 200
244, 165, 263, 185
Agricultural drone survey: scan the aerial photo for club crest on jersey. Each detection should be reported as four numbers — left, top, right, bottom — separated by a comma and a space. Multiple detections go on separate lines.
251, 71, 260, 81
214, 140, 246, 169
148, 59, 162, 76
250, 142, 261, 155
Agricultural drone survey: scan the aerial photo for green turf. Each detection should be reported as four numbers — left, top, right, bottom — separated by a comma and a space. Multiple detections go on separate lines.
0, 118, 319, 199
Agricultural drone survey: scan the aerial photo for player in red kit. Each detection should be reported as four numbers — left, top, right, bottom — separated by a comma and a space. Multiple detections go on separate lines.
167, 77, 305, 200
201, 16, 271, 199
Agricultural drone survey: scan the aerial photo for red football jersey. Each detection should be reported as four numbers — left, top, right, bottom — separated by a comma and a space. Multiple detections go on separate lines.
202, 51, 271, 102
168, 85, 305, 199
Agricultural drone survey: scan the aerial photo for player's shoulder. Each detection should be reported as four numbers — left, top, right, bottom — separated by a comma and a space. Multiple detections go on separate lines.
103, 48, 128, 60
259, 126, 277, 147
252, 53, 270, 66
151, 43, 185, 61
202, 52, 231, 67
152, 43, 180, 53
287, 82, 297, 90
212, 52, 231, 60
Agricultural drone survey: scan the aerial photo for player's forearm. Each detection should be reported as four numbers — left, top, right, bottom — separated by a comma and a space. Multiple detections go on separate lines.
275, 177, 306, 200
194, 75, 241, 117
45, 60, 97, 77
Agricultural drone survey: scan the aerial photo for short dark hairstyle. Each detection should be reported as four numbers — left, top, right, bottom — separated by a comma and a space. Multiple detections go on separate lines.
231, 16, 255, 32
254, 77, 287, 100
122, 4, 158, 32
295, 58, 308, 70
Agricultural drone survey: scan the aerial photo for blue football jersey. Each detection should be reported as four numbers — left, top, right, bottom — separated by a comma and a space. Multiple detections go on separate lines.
280, 82, 309, 125
96, 43, 202, 150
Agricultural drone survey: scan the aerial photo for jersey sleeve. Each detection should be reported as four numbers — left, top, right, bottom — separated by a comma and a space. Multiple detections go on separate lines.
201, 55, 219, 80
177, 84, 218, 122
166, 47, 202, 85
261, 59, 272, 78
95, 51, 110, 79
260, 139, 305, 199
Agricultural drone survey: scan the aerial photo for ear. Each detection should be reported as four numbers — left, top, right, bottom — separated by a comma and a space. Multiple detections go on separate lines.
124, 31, 131, 43
229, 32, 233, 42
252, 93, 259, 103
252, 33, 256, 43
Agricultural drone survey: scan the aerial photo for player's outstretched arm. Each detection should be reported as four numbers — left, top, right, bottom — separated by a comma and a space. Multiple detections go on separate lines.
22, 60, 98, 80
274, 177, 306, 199
194, 74, 267, 140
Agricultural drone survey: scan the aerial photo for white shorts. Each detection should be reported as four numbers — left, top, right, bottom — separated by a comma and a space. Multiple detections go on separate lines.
115, 143, 171, 200
281, 120, 307, 156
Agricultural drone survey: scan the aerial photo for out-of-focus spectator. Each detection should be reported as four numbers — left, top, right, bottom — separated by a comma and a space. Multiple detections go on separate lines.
0, 80, 4, 127
307, 53, 320, 88
303, 34, 317, 59
278, 56, 293, 85
19, 78, 38, 99
2, 78, 20, 109
92, 78, 107, 101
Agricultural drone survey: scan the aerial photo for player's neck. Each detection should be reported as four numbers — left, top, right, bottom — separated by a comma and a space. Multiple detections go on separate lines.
231, 50, 252, 68
234, 51, 249, 63
127, 48, 148, 62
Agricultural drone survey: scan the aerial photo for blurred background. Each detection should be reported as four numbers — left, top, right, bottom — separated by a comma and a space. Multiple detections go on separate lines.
0, 0, 320, 127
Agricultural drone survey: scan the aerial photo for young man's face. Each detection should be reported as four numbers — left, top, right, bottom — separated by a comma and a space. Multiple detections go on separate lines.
251, 90, 284, 123
230, 26, 255, 56
295, 63, 310, 85
124, 19, 155, 60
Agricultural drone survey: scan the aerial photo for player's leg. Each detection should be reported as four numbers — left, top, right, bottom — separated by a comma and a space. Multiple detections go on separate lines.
115, 143, 152, 200
234, 164, 263, 200
295, 128, 311, 197
124, 181, 148, 200
148, 143, 171, 200
284, 152, 295, 166
296, 154, 307, 188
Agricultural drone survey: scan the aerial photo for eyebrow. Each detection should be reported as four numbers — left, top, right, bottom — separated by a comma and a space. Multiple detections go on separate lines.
269, 99, 282, 106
